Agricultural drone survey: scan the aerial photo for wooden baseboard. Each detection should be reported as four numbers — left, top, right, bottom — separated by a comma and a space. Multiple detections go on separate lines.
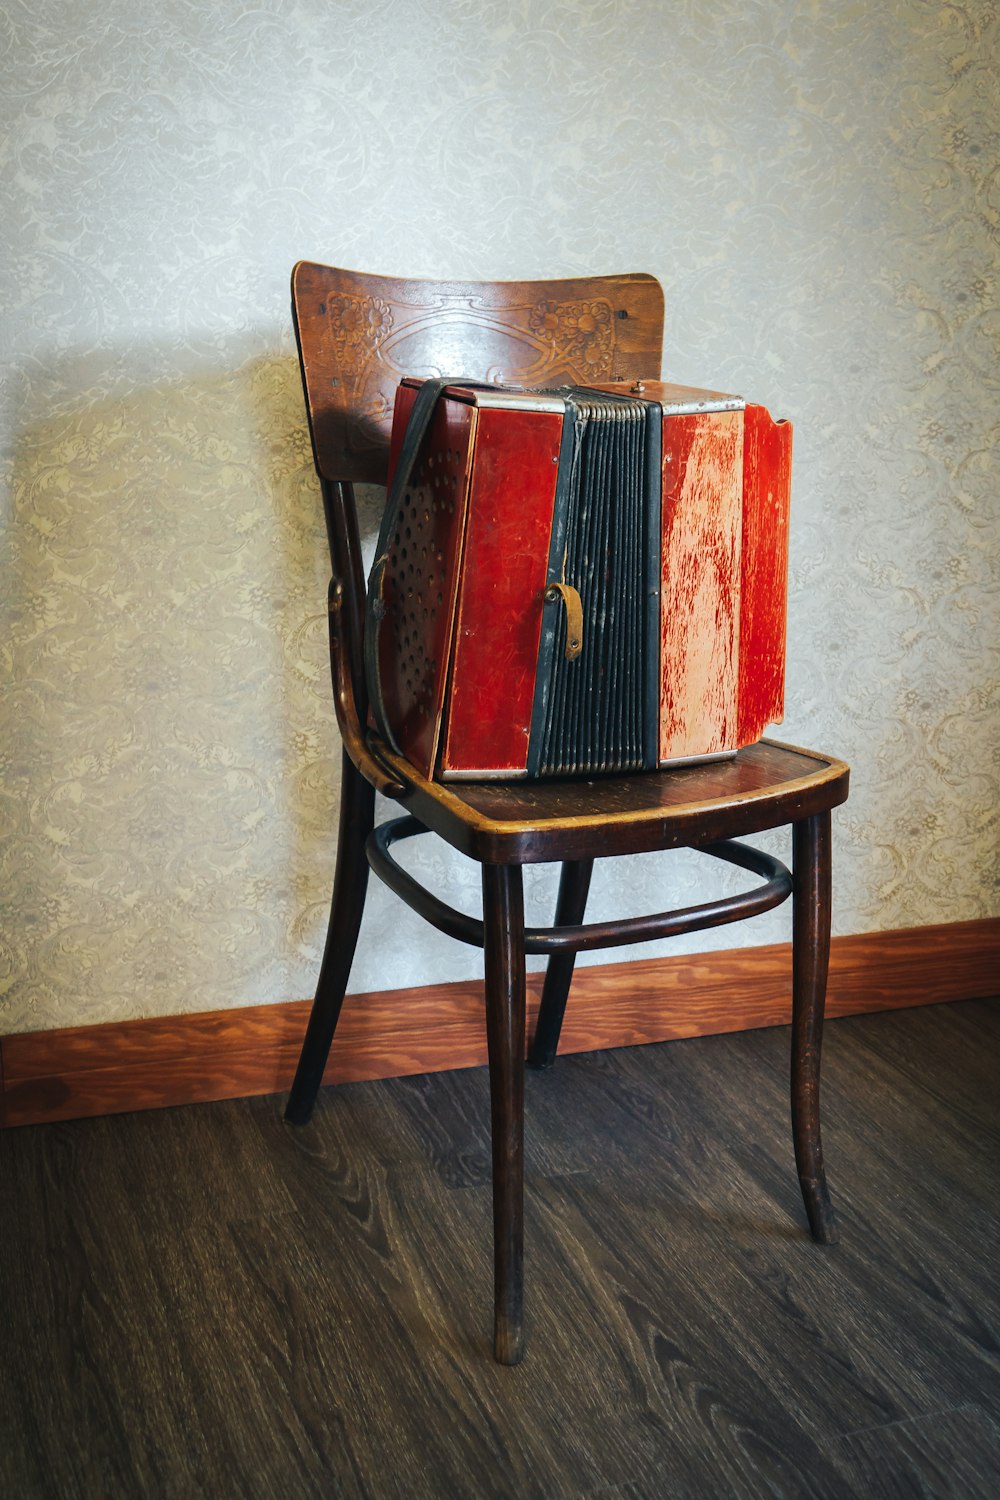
1, 918, 996, 1129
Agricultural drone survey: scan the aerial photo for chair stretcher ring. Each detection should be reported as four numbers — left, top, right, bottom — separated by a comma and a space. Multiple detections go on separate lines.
366, 814, 792, 956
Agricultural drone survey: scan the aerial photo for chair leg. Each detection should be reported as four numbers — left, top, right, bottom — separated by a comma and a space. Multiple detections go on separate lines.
285, 750, 375, 1126
791, 811, 838, 1244
527, 859, 594, 1070
482, 862, 527, 1365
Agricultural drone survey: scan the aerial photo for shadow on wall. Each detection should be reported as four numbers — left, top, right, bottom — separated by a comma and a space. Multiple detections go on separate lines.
12, 331, 990, 1036
0, 338, 803, 1036
0, 342, 350, 1033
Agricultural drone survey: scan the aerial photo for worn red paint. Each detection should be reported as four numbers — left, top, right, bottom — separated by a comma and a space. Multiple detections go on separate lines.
442, 408, 562, 776
659, 409, 743, 761
738, 405, 791, 744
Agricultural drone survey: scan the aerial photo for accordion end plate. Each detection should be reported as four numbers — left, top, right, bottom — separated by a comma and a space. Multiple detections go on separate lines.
659, 748, 740, 769
438, 767, 530, 783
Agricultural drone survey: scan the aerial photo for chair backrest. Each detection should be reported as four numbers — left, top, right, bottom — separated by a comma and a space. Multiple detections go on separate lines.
289, 263, 665, 781
291, 263, 665, 485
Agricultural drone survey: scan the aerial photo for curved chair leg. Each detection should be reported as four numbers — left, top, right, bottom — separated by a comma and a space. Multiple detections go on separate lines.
482, 862, 527, 1365
285, 750, 376, 1125
527, 858, 594, 1070
791, 811, 838, 1244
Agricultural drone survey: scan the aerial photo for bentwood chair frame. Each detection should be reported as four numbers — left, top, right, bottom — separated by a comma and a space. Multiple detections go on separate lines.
285, 262, 850, 1364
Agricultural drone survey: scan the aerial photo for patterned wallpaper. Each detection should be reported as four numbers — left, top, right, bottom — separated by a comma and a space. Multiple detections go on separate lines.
1, 0, 997, 1034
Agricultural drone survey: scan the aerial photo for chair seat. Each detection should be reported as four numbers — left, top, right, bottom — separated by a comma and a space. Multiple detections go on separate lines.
370, 736, 850, 863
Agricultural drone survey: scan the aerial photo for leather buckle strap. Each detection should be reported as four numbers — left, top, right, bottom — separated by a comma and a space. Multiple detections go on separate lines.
364, 379, 503, 756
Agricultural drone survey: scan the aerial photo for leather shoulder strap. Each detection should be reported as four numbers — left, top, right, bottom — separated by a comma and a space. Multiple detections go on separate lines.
365, 380, 493, 755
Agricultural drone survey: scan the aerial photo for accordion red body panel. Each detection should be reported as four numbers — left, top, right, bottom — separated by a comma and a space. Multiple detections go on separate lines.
376, 379, 791, 781
659, 408, 743, 761
443, 408, 564, 775
738, 404, 792, 744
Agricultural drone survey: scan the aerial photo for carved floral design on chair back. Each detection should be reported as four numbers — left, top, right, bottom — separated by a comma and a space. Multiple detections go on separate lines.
291, 265, 665, 485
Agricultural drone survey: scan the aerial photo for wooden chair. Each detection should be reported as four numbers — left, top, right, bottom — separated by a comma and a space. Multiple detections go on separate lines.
285, 262, 850, 1364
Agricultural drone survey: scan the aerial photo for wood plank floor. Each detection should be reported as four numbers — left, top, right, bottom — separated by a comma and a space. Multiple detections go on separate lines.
1, 997, 998, 1499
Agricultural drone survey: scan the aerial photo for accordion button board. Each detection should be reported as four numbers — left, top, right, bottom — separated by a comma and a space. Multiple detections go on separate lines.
375, 378, 791, 782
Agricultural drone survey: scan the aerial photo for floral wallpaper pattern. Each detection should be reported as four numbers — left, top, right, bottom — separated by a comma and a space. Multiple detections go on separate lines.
1, 0, 997, 1033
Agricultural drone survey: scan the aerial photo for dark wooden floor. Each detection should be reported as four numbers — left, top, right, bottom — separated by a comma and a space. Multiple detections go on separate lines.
2, 997, 998, 1499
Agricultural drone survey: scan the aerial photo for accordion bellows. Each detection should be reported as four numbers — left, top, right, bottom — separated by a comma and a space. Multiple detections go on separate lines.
372, 378, 791, 781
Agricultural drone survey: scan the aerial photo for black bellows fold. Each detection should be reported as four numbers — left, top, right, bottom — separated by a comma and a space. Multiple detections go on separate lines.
528, 391, 662, 778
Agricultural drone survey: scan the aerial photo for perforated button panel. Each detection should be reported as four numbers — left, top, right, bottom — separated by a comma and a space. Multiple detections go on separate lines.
378, 394, 477, 778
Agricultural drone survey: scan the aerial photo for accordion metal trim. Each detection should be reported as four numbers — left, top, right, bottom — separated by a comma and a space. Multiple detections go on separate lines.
372, 378, 791, 782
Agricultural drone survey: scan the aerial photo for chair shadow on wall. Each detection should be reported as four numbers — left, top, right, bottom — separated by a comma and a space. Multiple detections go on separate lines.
2, 343, 354, 1034
3, 341, 603, 1042
2, 340, 858, 1046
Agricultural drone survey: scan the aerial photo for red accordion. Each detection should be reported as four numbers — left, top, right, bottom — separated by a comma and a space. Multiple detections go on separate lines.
367, 378, 791, 782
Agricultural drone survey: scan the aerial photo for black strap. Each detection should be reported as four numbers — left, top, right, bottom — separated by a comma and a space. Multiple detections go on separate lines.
365, 379, 494, 755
